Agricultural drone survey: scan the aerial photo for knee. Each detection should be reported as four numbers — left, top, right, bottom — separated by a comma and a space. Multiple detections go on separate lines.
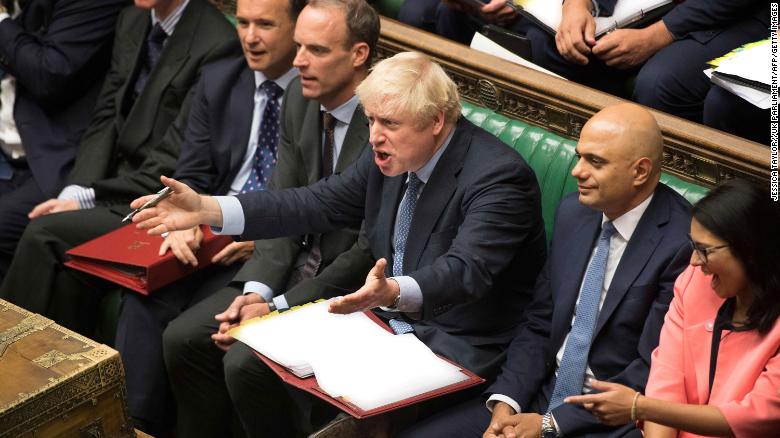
223, 343, 276, 395
162, 316, 205, 370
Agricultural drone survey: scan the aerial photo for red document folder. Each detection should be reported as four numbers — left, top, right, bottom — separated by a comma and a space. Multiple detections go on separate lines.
252, 311, 485, 419
64, 224, 233, 295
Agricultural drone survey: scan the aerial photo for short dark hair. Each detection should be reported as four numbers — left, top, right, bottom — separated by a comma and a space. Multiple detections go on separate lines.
287, 0, 306, 20
693, 178, 780, 334
308, 0, 380, 67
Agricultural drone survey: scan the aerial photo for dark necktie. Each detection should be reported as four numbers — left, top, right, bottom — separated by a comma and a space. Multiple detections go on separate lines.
393, 173, 422, 277
134, 23, 168, 98
240, 80, 283, 193
321, 112, 336, 178
548, 221, 617, 410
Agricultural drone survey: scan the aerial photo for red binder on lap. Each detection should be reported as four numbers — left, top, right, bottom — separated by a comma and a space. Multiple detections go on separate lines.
64, 224, 233, 295
251, 311, 485, 419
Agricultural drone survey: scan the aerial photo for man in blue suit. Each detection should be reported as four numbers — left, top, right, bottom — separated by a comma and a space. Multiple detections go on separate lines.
131, 51, 547, 436
398, 103, 693, 438
0, 0, 126, 279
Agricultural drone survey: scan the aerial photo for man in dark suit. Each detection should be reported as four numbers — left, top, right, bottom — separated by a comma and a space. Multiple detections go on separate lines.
0, 0, 127, 280
132, 50, 547, 437
521, 0, 769, 128
398, 103, 693, 438
114, 0, 304, 434
0, 0, 236, 335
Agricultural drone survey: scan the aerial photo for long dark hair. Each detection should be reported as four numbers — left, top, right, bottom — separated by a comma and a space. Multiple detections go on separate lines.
692, 179, 780, 334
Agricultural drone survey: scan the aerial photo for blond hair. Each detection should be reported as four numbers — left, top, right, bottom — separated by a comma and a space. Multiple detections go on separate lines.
356, 52, 461, 126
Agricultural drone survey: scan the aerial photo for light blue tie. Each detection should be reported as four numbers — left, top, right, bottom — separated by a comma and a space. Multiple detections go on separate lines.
392, 172, 421, 277
548, 221, 616, 411
389, 172, 421, 335
240, 81, 283, 194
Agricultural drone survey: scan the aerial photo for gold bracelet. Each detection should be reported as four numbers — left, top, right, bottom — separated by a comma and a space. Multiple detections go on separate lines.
630, 391, 641, 421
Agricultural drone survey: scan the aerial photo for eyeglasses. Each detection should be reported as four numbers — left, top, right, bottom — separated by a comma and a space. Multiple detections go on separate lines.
688, 236, 729, 265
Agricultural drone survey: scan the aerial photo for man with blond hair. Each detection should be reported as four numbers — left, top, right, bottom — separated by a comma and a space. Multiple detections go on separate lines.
131, 51, 547, 435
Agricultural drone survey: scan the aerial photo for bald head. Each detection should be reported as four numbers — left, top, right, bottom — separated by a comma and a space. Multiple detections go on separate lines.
584, 103, 664, 175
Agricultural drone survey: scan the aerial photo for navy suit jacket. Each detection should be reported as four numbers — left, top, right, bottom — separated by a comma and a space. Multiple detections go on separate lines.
0, 0, 127, 196
487, 183, 692, 437
596, 0, 768, 43
234, 117, 548, 379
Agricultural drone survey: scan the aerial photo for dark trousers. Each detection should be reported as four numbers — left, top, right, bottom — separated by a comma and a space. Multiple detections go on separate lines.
0, 164, 46, 282
0, 206, 124, 335
162, 283, 245, 438
633, 16, 769, 125
398, 0, 440, 34
116, 262, 241, 435
703, 85, 770, 146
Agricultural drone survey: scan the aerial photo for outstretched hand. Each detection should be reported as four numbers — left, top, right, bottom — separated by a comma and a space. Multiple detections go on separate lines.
328, 258, 399, 314
565, 379, 638, 426
131, 176, 222, 235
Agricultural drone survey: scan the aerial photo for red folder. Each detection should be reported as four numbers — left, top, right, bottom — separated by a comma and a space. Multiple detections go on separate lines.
64, 224, 233, 295
252, 311, 485, 419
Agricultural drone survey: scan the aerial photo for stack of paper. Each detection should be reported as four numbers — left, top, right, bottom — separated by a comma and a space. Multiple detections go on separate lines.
515, 0, 674, 37
228, 301, 470, 411
706, 39, 770, 109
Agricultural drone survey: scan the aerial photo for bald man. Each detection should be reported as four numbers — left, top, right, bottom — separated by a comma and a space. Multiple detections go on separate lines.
399, 103, 693, 438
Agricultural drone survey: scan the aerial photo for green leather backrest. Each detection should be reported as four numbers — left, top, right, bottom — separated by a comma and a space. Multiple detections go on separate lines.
373, 0, 403, 18
460, 101, 709, 244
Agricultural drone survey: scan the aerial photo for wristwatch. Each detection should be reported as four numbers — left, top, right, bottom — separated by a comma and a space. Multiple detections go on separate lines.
266, 300, 277, 313
541, 413, 558, 438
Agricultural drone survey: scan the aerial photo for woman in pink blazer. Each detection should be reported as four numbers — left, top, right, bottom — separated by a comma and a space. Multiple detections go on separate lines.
565, 179, 780, 437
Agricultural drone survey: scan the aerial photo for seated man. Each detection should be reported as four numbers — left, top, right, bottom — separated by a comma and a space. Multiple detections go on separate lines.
398, 103, 692, 437
118, 0, 376, 434
132, 51, 548, 437
115, 0, 303, 434
0, 0, 126, 280
0, 0, 237, 335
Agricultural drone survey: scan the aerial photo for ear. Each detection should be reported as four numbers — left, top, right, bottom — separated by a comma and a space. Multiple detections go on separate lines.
352, 42, 370, 69
633, 157, 653, 187
431, 111, 446, 136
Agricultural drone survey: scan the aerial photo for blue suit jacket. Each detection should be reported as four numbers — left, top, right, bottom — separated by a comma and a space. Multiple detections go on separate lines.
0, 0, 127, 196
487, 183, 692, 437
234, 117, 548, 379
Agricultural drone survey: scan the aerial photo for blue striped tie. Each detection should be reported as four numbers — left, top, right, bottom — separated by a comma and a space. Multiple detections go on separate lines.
548, 221, 616, 411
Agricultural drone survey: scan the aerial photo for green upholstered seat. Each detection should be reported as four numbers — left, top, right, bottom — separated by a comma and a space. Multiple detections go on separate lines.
461, 100, 708, 243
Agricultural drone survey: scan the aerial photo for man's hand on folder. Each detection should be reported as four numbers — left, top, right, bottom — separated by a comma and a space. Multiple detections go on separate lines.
328, 258, 400, 314
212, 293, 270, 351
131, 175, 223, 235
592, 21, 674, 69
556, 0, 597, 65
159, 227, 204, 266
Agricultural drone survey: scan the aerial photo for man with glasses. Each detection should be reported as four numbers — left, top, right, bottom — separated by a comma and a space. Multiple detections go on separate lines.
400, 103, 693, 438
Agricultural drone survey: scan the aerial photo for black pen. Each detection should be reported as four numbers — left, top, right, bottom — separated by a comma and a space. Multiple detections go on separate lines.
122, 186, 173, 223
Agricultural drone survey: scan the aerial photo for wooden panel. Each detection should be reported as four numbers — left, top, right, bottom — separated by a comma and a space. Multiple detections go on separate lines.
377, 17, 769, 187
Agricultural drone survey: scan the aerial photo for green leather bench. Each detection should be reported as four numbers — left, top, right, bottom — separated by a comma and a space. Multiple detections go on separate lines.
460, 101, 709, 243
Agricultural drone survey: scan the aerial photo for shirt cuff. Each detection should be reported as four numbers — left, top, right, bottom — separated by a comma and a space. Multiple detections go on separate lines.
212, 196, 244, 235
486, 394, 521, 414
378, 275, 422, 312
57, 185, 94, 209
243, 281, 274, 303
272, 295, 290, 310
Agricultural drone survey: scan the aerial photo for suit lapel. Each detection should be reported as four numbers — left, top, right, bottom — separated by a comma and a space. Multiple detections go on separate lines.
380, 174, 405, 274
594, 189, 669, 335
403, 120, 469, 273
301, 100, 324, 184
226, 66, 256, 183
551, 212, 601, 349
116, 13, 149, 124
120, 1, 199, 150
335, 107, 368, 173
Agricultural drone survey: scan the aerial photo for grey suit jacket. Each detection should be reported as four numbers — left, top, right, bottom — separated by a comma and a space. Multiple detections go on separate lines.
231, 77, 370, 300
234, 118, 547, 379
66, 0, 236, 207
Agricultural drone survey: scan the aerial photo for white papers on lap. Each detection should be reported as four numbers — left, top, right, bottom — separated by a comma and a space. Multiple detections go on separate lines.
229, 300, 469, 411
516, 0, 673, 37
470, 32, 565, 79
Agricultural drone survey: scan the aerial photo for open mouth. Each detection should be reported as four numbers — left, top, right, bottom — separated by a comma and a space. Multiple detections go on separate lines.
376, 151, 389, 160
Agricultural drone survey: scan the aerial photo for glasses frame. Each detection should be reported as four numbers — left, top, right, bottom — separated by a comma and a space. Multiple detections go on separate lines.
688, 235, 729, 265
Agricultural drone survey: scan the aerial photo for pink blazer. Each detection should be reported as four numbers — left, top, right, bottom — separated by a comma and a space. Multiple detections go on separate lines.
645, 266, 780, 437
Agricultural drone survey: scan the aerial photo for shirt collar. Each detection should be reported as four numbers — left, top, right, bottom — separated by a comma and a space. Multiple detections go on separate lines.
411, 127, 455, 184
602, 193, 654, 242
151, 0, 190, 36
320, 94, 360, 126
253, 67, 299, 92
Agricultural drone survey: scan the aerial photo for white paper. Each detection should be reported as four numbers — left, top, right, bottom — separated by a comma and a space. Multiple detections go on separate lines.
470, 32, 565, 79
